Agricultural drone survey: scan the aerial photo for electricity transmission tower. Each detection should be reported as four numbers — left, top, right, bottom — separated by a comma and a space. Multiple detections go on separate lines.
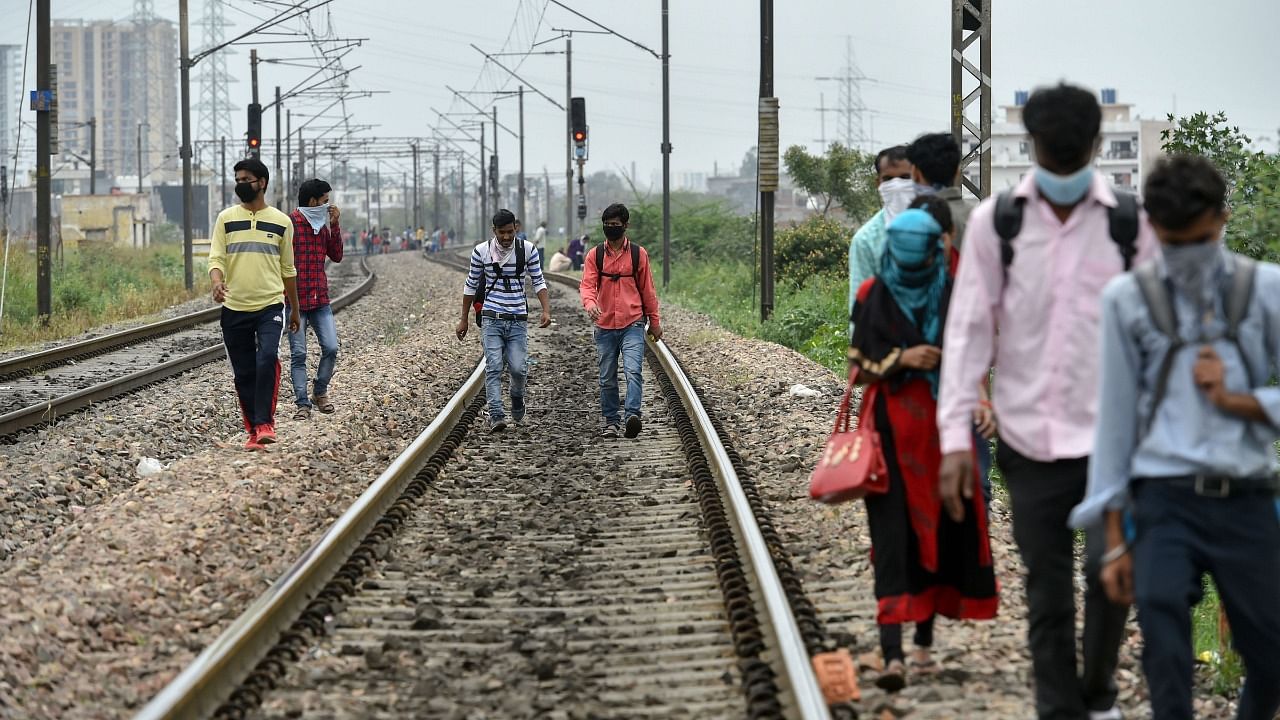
196, 0, 234, 167
815, 37, 866, 151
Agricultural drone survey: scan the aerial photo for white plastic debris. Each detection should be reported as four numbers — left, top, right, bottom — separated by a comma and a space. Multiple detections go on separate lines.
136, 457, 164, 478
788, 384, 822, 398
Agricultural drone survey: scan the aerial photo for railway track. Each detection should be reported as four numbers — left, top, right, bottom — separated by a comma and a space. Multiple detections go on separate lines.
135, 258, 854, 719
0, 258, 375, 439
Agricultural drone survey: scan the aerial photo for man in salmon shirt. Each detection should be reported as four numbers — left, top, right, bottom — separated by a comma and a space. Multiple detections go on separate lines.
580, 203, 663, 439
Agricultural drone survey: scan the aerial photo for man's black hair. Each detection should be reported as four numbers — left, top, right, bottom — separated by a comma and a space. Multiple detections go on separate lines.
908, 194, 955, 234
1142, 155, 1227, 230
906, 133, 961, 187
492, 208, 516, 227
233, 158, 270, 183
297, 178, 331, 207
1023, 83, 1101, 168
873, 145, 909, 174
601, 203, 629, 223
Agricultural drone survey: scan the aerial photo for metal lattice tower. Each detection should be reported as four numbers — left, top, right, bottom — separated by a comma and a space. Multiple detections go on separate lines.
952, 0, 992, 199
196, 0, 234, 163
815, 37, 866, 151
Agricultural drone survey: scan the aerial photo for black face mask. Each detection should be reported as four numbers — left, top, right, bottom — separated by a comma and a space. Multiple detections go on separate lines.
234, 181, 259, 203
602, 224, 625, 241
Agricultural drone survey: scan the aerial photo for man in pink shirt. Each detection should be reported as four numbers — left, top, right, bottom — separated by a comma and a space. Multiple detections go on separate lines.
936, 84, 1157, 720
580, 203, 663, 439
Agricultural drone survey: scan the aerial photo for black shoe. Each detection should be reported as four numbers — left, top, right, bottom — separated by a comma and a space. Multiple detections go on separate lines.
487, 416, 507, 433
511, 397, 525, 424
601, 423, 620, 439
624, 415, 642, 438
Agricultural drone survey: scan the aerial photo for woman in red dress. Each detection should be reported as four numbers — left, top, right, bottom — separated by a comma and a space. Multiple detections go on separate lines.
848, 207, 998, 690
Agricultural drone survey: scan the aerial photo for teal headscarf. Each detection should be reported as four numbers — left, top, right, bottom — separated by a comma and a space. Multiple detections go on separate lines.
879, 207, 947, 346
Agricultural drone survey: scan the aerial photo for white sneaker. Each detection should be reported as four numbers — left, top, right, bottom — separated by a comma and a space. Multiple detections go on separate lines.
1089, 708, 1122, 720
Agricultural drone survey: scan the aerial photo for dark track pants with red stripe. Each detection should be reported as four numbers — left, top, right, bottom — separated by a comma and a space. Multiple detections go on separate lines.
220, 303, 284, 431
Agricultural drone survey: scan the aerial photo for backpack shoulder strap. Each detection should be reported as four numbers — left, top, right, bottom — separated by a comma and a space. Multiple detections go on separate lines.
516, 239, 527, 277
594, 244, 606, 288
1133, 261, 1182, 438
994, 190, 1025, 274
1107, 190, 1140, 271
1225, 254, 1257, 338
1134, 261, 1179, 340
629, 242, 648, 319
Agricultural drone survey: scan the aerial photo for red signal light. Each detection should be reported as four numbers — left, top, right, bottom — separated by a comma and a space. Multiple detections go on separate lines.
573, 131, 585, 142
248, 137, 260, 148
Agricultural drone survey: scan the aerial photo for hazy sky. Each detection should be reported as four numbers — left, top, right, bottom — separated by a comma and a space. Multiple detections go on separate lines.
4, 0, 1278, 189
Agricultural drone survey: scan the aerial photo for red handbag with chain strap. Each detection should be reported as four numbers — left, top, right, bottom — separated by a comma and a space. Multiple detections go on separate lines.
810, 370, 890, 504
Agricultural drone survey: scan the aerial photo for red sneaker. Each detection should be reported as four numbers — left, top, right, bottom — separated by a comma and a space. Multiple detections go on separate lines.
255, 423, 277, 444
244, 433, 265, 451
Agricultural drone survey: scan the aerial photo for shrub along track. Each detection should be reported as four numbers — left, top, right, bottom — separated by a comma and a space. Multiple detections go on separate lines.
134, 265, 851, 719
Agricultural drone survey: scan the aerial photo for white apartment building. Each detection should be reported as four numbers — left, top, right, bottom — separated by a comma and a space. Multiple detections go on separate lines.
967, 89, 1171, 193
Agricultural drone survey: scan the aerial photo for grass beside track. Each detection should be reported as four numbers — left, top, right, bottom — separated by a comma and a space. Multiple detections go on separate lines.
659, 259, 848, 374
0, 244, 200, 350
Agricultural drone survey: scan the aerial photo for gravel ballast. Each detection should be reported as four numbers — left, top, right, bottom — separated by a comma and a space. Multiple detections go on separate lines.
0, 255, 1242, 719
0, 253, 478, 718
655, 302, 1238, 719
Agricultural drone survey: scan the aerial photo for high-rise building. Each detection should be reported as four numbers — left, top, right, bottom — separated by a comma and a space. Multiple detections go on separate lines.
52, 18, 178, 185
0, 44, 21, 165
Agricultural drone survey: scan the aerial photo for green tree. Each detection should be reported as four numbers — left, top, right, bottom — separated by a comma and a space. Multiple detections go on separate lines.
1162, 112, 1280, 262
782, 142, 879, 220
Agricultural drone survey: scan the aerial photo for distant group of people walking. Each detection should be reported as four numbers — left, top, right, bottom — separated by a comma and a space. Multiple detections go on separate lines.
845, 82, 1279, 719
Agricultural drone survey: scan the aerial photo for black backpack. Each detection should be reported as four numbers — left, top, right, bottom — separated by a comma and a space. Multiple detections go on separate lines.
994, 189, 1140, 276
1132, 253, 1258, 437
473, 240, 526, 327
593, 242, 649, 319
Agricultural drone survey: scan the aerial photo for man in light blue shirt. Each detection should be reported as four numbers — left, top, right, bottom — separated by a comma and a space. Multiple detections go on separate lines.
1071, 155, 1280, 720
848, 145, 912, 338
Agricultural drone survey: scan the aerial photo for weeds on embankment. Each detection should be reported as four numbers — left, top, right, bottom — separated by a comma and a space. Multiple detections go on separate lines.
0, 243, 200, 350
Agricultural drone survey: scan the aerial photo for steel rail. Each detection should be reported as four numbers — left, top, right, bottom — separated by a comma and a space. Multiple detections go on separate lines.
138, 256, 830, 719
0, 259, 371, 380
0, 259, 376, 438
135, 361, 486, 720
0, 308, 220, 379
644, 328, 831, 720
544, 266, 831, 719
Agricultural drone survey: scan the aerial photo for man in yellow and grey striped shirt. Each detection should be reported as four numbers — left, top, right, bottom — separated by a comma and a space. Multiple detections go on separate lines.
208, 158, 301, 450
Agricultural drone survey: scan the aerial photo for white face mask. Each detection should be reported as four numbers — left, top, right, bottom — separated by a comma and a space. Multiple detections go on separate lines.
298, 203, 329, 233
879, 177, 916, 222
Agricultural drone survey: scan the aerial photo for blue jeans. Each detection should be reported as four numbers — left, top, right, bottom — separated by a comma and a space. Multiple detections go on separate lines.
1132, 480, 1280, 720
594, 321, 646, 424
481, 318, 527, 420
287, 304, 339, 408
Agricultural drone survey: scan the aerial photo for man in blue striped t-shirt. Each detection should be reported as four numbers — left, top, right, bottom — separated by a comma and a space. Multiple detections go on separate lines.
457, 209, 552, 432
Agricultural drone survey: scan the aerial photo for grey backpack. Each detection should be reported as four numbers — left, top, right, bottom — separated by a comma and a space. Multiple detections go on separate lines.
1132, 253, 1258, 435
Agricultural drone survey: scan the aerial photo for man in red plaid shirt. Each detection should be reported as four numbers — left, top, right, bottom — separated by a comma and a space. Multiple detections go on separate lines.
287, 178, 344, 420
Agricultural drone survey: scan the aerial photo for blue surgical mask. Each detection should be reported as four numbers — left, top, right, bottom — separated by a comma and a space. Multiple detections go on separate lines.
1034, 165, 1094, 205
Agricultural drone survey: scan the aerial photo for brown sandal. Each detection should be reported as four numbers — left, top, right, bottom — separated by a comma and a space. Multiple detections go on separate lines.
293, 406, 311, 421
315, 394, 335, 414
